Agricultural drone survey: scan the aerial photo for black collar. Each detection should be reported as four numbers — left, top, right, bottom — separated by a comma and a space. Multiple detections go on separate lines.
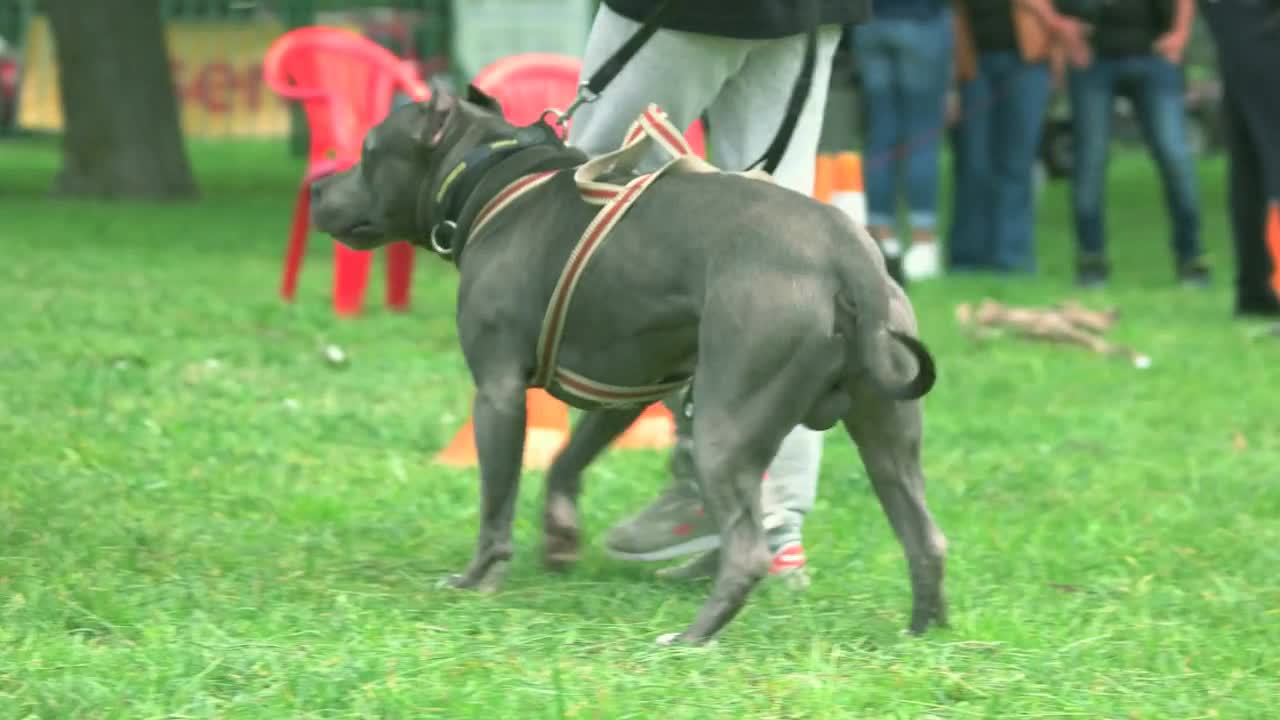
418, 120, 566, 262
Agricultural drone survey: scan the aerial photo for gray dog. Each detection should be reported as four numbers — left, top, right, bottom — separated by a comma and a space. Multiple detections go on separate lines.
309, 86, 948, 646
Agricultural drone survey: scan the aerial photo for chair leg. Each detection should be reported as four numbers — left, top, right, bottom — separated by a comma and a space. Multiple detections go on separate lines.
281, 181, 312, 301
333, 242, 374, 316
385, 241, 415, 311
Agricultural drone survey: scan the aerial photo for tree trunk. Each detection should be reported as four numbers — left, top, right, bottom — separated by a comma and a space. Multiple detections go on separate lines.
45, 0, 198, 200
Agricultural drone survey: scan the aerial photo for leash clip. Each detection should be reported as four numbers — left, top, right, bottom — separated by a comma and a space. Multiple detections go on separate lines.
554, 82, 601, 128
429, 220, 457, 257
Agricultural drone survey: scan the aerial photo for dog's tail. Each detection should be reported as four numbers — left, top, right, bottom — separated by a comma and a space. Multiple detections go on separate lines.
835, 291, 935, 401
832, 232, 936, 402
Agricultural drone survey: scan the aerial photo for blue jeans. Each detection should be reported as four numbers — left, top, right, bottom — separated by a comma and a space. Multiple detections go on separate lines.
1069, 55, 1202, 265
853, 11, 953, 232
948, 51, 1053, 272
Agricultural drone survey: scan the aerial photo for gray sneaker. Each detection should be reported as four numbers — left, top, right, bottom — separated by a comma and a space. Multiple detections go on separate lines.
603, 477, 720, 561
655, 548, 720, 581
655, 541, 811, 591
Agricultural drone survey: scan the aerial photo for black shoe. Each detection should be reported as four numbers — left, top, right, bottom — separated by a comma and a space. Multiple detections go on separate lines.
1235, 287, 1280, 317
1075, 255, 1109, 288
1236, 300, 1280, 318
1177, 257, 1212, 288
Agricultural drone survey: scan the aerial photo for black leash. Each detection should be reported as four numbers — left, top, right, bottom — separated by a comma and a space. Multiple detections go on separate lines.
560, 0, 678, 121
746, 4, 819, 175
561, 0, 820, 175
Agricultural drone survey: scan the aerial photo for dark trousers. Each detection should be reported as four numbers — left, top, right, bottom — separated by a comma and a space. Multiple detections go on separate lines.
1201, 0, 1280, 311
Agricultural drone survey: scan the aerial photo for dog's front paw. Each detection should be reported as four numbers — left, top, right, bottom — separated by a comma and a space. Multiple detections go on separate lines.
907, 592, 949, 635
543, 494, 581, 571
542, 531, 580, 571
655, 632, 683, 646
437, 558, 510, 593
654, 631, 717, 649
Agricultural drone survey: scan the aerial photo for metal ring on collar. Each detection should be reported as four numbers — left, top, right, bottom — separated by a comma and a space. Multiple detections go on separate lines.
541, 108, 568, 132
430, 221, 457, 257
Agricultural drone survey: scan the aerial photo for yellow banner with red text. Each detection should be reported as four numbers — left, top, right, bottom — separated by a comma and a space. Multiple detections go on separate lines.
17, 16, 355, 138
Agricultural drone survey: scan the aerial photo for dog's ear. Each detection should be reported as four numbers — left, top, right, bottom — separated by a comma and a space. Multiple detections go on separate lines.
414, 87, 456, 147
428, 82, 456, 115
464, 84, 504, 115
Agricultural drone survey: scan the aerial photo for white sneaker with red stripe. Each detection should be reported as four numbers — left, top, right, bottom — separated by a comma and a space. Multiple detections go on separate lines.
904, 240, 942, 280
769, 541, 810, 590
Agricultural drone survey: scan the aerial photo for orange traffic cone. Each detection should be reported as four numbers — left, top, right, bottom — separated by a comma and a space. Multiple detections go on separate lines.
814, 153, 836, 204
612, 401, 677, 450
435, 389, 570, 470
831, 151, 866, 225
1268, 201, 1280, 297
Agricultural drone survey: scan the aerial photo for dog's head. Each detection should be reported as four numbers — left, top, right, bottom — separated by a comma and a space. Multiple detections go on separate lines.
309, 84, 512, 251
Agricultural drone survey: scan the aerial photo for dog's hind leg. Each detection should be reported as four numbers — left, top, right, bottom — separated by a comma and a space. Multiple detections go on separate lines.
657, 412, 777, 645
661, 328, 837, 645
842, 392, 948, 634
543, 407, 646, 569
442, 375, 530, 593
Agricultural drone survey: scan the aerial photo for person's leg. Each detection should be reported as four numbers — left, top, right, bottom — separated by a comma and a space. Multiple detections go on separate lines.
567, 7, 755, 563
988, 53, 1052, 273
703, 26, 842, 189
898, 10, 953, 279
853, 20, 906, 267
604, 23, 842, 572
1229, 28, 1280, 312
1067, 58, 1116, 286
1223, 58, 1280, 313
600, 388, 722, 562
1200, 1, 1280, 315
1220, 77, 1274, 312
947, 57, 996, 270
1127, 55, 1208, 283
701, 25, 842, 565
567, 5, 748, 165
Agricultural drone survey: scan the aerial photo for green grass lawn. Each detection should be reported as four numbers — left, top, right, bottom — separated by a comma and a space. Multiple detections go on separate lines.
1, 136, 1277, 719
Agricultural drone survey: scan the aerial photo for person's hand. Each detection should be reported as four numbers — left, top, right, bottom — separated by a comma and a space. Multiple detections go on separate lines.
1153, 29, 1189, 64
1050, 15, 1093, 68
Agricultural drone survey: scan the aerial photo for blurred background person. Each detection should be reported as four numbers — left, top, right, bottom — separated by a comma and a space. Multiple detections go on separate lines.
852, 0, 954, 284
1058, 0, 1210, 288
1199, 0, 1280, 318
946, 0, 1088, 274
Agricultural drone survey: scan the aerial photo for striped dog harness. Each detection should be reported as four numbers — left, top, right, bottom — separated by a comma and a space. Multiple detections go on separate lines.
467, 105, 772, 408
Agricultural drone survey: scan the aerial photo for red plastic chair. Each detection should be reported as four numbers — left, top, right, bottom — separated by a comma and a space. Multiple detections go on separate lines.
470, 52, 707, 157
264, 27, 430, 316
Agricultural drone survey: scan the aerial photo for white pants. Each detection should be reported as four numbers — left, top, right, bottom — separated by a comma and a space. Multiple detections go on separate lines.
567, 5, 841, 538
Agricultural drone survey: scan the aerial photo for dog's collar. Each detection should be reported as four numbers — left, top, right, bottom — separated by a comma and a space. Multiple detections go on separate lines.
419, 121, 565, 261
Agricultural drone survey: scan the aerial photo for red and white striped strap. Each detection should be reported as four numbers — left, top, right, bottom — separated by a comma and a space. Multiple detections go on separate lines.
575, 104, 714, 206
554, 367, 690, 408
532, 167, 666, 388
468, 170, 559, 241
628, 104, 694, 157
464, 104, 767, 398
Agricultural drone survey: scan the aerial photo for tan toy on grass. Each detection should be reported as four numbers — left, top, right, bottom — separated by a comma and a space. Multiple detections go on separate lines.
955, 299, 1151, 369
